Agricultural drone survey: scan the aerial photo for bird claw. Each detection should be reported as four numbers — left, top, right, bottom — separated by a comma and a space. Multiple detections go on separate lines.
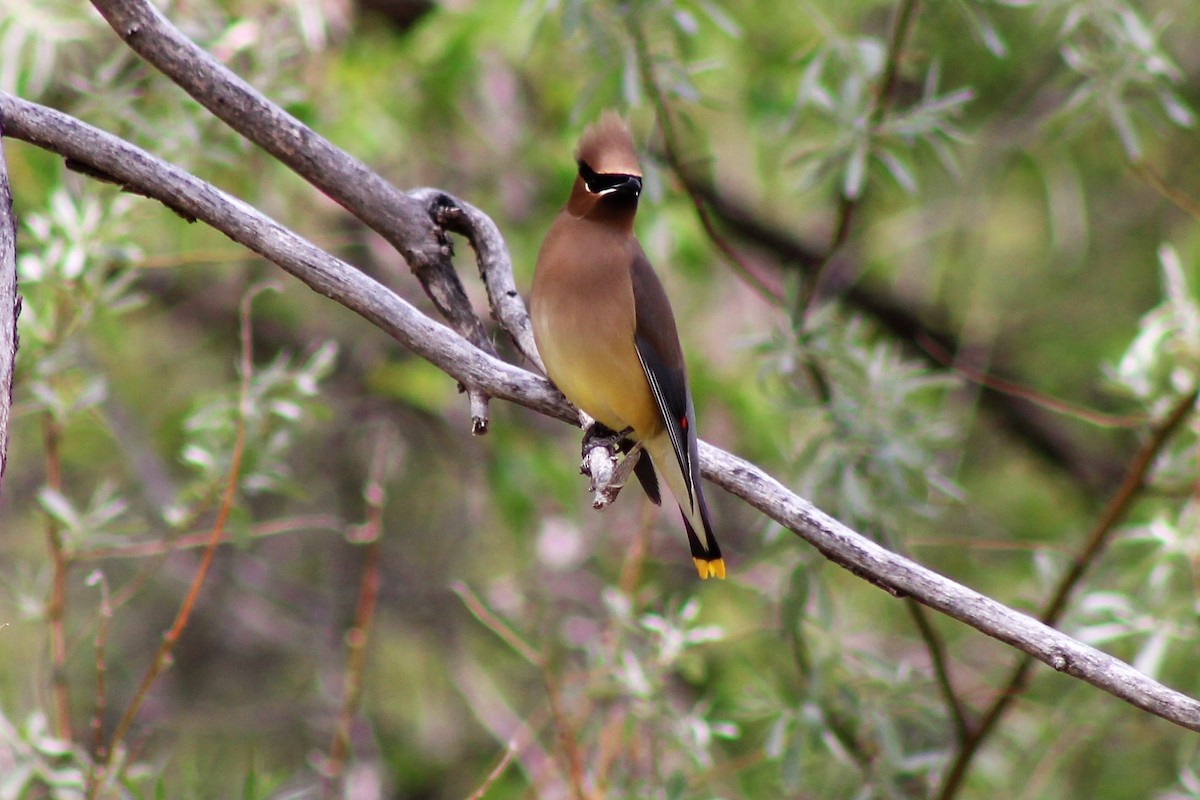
580, 423, 639, 509
580, 422, 632, 458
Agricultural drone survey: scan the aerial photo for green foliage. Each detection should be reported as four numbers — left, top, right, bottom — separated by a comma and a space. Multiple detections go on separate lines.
179, 340, 337, 505
3, 0, 1200, 797
568, 590, 735, 792
0, 709, 152, 800
1109, 245, 1200, 412
0, 0, 97, 99
1055, 0, 1195, 159
793, 31, 973, 197
1069, 243, 1200, 694
768, 306, 962, 538
18, 188, 143, 367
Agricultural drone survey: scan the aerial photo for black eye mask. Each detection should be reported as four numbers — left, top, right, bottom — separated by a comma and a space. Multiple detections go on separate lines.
577, 160, 642, 195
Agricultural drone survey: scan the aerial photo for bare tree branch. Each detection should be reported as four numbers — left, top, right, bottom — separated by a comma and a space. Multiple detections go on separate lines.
0, 93, 569, 426
935, 385, 1199, 799
0, 112, 17, 493
407, 188, 545, 374
698, 440, 1200, 731
4, 91, 1200, 734
87, 0, 502, 431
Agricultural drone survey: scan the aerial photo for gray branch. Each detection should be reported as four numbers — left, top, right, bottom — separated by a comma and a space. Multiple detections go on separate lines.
0, 94, 569, 428
700, 442, 1200, 729
0, 112, 18, 493
3, 91, 1199, 733
88, 0, 501, 432
407, 188, 544, 375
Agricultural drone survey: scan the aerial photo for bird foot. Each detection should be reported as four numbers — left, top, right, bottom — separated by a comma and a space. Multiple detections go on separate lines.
580, 422, 631, 456
580, 423, 638, 509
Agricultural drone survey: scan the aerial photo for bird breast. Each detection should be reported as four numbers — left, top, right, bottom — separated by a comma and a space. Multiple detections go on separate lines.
532, 217, 663, 438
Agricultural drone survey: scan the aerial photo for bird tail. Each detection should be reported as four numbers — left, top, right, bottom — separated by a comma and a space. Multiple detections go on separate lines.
681, 492, 725, 580
644, 435, 725, 580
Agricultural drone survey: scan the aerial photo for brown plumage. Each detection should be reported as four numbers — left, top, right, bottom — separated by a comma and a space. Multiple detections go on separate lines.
531, 112, 725, 580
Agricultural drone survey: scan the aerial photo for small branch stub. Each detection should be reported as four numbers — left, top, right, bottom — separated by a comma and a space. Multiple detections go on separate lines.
468, 388, 489, 435
6, 84, 1200, 734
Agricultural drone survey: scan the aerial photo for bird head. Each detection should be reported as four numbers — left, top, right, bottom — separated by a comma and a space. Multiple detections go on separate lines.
568, 112, 643, 220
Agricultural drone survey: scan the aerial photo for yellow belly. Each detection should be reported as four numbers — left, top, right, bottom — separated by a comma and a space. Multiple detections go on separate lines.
532, 298, 662, 438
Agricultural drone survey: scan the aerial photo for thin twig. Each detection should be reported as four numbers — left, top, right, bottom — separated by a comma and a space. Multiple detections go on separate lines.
101, 285, 271, 770
1015, 716, 1098, 800
934, 386, 1199, 800
905, 598, 970, 742
75, 515, 344, 560
872, 0, 921, 133
42, 413, 72, 741
85, 571, 112, 800
325, 433, 391, 791
593, 705, 625, 796
618, 500, 653, 598
542, 665, 586, 800
452, 659, 557, 790
918, 333, 1145, 429
6, 93, 1200, 733
824, 193, 857, 266
806, 0, 921, 309
627, 18, 783, 305
464, 741, 518, 800
1131, 160, 1200, 221
101, 494, 224, 613
451, 582, 543, 666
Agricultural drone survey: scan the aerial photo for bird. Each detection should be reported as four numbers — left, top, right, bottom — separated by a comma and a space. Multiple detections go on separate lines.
530, 112, 725, 580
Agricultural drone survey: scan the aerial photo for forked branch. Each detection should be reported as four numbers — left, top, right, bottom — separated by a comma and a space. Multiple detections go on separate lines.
3, 91, 1199, 734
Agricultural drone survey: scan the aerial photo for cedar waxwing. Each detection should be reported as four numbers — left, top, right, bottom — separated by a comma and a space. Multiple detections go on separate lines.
531, 112, 725, 580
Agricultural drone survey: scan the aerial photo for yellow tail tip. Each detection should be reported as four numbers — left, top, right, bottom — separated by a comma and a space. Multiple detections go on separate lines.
693, 558, 726, 580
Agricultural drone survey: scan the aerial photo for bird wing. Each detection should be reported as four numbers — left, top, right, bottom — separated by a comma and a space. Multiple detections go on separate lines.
629, 245, 723, 578
629, 247, 697, 510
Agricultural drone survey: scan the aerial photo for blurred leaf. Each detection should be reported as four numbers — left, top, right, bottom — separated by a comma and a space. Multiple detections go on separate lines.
367, 357, 455, 415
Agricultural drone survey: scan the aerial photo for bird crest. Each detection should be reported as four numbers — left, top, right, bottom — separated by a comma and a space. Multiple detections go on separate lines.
575, 111, 642, 178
